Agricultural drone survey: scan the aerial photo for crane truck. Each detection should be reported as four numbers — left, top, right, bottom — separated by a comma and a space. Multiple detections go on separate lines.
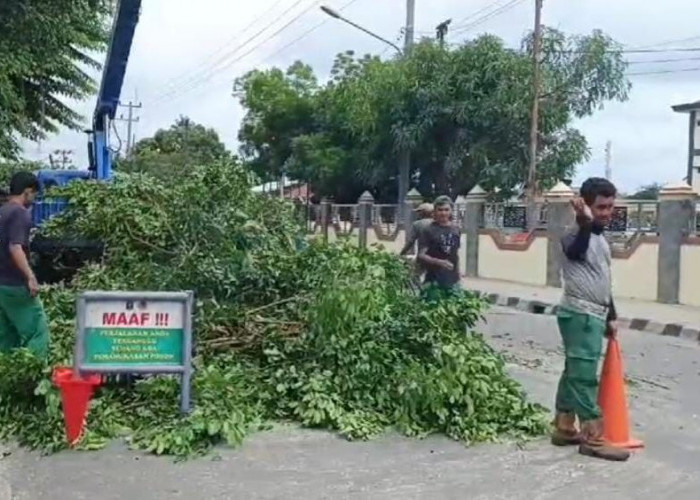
31, 0, 143, 283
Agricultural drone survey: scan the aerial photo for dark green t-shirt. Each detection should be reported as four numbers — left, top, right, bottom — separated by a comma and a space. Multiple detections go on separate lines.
419, 222, 460, 288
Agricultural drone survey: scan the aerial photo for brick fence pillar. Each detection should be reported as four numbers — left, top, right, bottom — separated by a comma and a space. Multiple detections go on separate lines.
357, 191, 374, 249
657, 182, 698, 304
545, 181, 575, 288
464, 185, 487, 278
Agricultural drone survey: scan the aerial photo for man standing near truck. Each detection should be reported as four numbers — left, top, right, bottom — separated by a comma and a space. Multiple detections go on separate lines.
0, 172, 49, 360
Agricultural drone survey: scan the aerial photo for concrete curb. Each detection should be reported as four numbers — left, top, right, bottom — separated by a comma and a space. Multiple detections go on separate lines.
478, 290, 700, 342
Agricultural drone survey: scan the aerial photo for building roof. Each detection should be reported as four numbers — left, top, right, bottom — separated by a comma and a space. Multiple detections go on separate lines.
672, 100, 700, 113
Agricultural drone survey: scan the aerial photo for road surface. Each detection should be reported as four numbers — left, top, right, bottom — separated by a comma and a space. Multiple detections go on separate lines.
2, 307, 699, 499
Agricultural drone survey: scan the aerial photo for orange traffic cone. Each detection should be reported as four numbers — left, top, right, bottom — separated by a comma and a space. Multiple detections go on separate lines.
52, 367, 102, 446
597, 338, 644, 449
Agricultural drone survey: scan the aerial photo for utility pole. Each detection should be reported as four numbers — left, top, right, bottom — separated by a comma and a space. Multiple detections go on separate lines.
399, 0, 415, 226
526, 0, 543, 229
116, 100, 142, 155
604, 140, 612, 180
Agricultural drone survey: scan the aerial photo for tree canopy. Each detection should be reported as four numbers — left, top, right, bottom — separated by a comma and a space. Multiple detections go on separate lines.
628, 182, 662, 200
116, 116, 230, 180
0, 0, 111, 160
235, 29, 629, 203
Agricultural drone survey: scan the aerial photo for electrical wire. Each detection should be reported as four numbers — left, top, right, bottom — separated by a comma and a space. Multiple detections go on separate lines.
145, 0, 363, 115
108, 119, 123, 154
619, 47, 700, 54
451, 0, 509, 30
156, 0, 290, 94
627, 66, 700, 76
259, 0, 362, 64
626, 56, 700, 65
151, 0, 313, 105
450, 0, 526, 37
632, 35, 700, 50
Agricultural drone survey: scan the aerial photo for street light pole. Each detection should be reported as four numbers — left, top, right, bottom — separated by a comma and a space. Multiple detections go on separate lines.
320, 6, 403, 55
398, 0, 415, 227
526, 0, 543, 230
321, 3, 415, 226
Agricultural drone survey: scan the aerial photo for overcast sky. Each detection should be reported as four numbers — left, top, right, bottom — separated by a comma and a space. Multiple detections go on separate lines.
23, 0, 700, 193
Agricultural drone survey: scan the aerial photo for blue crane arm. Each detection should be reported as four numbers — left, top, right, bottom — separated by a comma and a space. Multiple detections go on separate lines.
91, 0, 142, 180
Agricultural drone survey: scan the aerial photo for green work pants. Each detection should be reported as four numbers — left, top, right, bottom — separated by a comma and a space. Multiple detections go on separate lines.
0, 285, 49, 360
555, 307, 605, 422
421, 282, 462, 303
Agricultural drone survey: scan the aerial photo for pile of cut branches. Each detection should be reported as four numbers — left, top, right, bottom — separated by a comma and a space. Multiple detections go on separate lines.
0, 160, 547, 457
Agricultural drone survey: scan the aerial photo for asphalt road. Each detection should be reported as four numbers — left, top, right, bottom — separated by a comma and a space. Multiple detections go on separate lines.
2, 307, 700, 500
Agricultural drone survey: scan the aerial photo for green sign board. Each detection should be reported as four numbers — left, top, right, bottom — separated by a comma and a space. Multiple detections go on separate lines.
83, 328, 184, 366
75, 291, 194, 414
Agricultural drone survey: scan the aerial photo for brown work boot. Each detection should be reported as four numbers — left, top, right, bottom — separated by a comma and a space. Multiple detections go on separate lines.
551, 412, 582, 446
579, 419, 630, 462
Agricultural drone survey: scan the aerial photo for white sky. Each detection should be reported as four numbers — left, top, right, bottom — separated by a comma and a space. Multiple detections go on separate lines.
23, 0, 700, 193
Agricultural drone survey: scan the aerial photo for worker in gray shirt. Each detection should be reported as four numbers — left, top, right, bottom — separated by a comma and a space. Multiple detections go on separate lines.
400, 203, 433, 280
400, 203, 434, 256
551, 177, 629, 462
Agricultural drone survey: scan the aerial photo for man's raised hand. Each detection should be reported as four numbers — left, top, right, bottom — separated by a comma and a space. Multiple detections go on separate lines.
570, 197, 593, 222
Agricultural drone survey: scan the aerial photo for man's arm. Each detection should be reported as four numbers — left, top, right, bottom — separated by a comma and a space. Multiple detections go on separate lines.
399, 221, 420, 256
7, 212, 38, 296
561, 217, 593, 261
605, 298, 618, 338
417, 231, 452, 270
417, 246, 452, 269
607, 298, 617, 322
9, 245, 35, 282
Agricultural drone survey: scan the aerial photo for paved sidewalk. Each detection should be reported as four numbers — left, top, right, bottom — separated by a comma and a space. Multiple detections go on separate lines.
463, 277, 700, 341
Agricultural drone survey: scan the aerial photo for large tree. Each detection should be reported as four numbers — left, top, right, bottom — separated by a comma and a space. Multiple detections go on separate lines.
233, 61, 318, 185
116, 116, 230, 180
235, 29, 629, 202
0, 0, 110, 159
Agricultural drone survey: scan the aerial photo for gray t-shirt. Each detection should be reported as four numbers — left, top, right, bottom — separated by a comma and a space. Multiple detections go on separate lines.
0, 202, 32, 286
560, 223, 612, 319
412, 217, 433, 254
419, 222, 460, 288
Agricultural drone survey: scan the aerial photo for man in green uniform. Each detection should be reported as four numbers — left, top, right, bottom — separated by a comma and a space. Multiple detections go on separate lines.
552, 177, 629, 461
0, 172, 49, 359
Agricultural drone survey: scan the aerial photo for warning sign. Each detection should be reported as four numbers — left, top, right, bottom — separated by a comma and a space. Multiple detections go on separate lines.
75, 291, 195, 414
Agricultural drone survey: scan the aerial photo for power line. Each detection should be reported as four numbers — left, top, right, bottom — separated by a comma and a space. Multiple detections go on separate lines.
450, 0, 526, 37
633, 34, 700, 50
627, 66, 700, 76
152, 0, 313, 105
115, 101, 142, 155
260, 0, 362, 63
451, 0, 509, 30
146, 0, 362, 117
155, 0, 290, 95
620, 47, 700, 54
627, 56, 700, 65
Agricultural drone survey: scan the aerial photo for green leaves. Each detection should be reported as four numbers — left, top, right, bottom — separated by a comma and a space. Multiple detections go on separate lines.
236, 30, 629, 201
0, 163, 547, 458
115, 117, 231, 179
0, 0, 110, 159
